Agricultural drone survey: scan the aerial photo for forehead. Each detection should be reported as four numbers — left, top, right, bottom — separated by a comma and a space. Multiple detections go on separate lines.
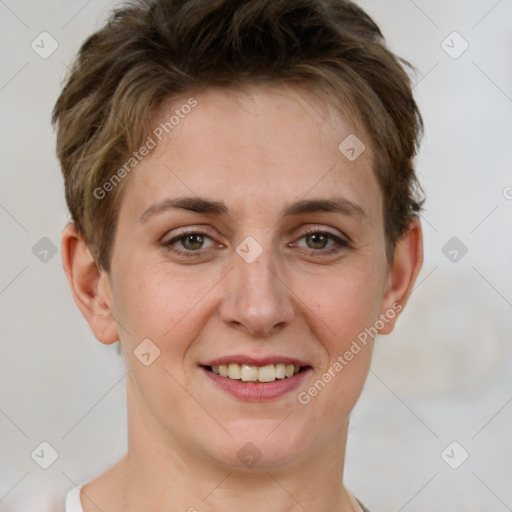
118, 84, 381, 224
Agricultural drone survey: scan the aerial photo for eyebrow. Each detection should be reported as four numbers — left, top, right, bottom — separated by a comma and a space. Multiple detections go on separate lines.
139, 196, 367, 223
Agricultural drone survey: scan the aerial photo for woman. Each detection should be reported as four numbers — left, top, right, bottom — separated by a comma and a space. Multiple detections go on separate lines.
54, 0, 424, 510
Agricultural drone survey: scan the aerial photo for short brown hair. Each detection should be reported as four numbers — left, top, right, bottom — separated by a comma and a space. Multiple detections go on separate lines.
52, 0, 424, 271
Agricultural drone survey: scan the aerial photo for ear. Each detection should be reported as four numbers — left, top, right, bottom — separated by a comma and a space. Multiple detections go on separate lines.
61, 223, 119, 344
378, 217, 424, 334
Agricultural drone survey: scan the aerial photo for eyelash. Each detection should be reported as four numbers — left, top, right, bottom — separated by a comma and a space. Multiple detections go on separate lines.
292, 228, 351, 254
162, 228, 351, 258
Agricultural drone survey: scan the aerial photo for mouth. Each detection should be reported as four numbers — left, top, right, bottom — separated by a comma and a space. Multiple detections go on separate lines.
203, 363, 309, 383
199, 358, 312, 401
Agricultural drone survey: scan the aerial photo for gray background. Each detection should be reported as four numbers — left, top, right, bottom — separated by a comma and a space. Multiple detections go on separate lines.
1, 0, 511, 510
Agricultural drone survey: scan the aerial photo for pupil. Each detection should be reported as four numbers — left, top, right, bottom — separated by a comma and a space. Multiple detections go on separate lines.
308, 233, 326, 249
184, 234, 203, 249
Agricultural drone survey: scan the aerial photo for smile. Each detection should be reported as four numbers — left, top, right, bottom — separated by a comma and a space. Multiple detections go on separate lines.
207, 363, 302, 383
201, 356, 312, 400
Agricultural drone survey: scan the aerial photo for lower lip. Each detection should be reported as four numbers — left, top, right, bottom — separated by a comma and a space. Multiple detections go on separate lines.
201, 366, 311, 401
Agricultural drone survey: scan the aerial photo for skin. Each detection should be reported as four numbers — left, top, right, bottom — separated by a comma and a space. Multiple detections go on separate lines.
62, 84, 423, 512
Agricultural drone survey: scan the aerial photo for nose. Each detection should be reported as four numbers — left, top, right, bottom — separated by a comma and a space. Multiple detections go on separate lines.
218, 243, 295, 337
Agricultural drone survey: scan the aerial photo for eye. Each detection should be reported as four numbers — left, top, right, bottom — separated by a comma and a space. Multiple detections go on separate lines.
162, 230, 218, 257
293, 228, 350, 255
162, 227, 351, 259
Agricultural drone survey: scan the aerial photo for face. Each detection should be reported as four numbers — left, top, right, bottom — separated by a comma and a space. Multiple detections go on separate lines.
105, 84, 395, 469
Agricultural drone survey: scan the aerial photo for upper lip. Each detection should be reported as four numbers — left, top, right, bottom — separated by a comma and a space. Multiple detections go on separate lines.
201, 355, 310, 367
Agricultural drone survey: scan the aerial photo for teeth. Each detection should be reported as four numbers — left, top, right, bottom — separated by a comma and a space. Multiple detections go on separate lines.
258, 364, 276, 383
241, 364, 258, 382
228, 363, 241, 380
211, 363, 302, 382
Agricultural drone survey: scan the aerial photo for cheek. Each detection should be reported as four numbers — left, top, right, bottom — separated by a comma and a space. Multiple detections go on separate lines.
110, 260, 219, 351
294, 262, 387, 348
293, 268, 382, 420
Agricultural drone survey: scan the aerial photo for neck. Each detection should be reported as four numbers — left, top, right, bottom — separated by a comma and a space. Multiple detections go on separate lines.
113, 379, 360, 512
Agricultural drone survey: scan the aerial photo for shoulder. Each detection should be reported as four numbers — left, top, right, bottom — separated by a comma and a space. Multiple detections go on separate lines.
65, 456, 127, 512
357, 498, 373, 512
65, 485, 85, 512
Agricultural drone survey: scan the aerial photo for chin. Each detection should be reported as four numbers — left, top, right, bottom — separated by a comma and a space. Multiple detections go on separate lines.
202, 421, 314, 470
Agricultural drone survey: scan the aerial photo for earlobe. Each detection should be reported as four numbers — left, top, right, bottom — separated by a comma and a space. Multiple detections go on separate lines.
378, 217, 424, 335
61, 223, 119, 344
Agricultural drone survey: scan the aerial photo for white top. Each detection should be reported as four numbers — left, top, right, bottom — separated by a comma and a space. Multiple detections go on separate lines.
65, 483, 87, 512
65, 482, 371, 511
